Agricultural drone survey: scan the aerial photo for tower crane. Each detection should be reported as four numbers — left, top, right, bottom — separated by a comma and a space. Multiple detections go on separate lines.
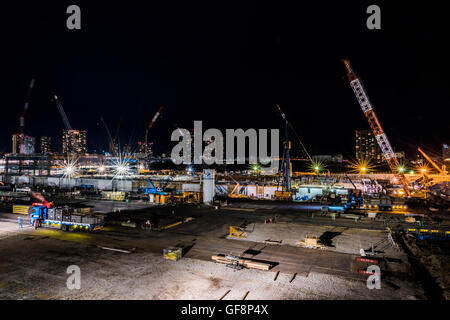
342, 59, 411, 197
18, 78, 36, 153
417, 147, 448, 175
275, 104, 313, 193
144, 106, 163, 157
54, 95, 72, 131
276, 104, 292, 192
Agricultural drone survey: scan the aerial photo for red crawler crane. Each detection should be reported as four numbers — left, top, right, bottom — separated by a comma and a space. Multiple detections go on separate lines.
342, 59, 411, 197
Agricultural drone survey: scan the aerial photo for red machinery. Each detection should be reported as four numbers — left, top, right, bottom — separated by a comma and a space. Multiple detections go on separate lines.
343, 60, 411, 197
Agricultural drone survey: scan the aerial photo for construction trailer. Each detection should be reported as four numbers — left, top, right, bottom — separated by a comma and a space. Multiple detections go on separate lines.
29, 205, 104, 231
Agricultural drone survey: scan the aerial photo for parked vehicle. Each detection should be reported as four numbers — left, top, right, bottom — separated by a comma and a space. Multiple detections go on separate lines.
29, 205, 104, 231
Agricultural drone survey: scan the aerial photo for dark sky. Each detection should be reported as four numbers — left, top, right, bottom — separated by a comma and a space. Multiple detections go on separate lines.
1, 1, 449, 159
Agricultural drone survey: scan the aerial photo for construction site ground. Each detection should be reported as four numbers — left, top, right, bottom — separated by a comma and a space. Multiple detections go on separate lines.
0, 200, 439, 299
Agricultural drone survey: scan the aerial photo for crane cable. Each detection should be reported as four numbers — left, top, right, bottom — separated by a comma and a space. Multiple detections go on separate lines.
275, 104, 313, 163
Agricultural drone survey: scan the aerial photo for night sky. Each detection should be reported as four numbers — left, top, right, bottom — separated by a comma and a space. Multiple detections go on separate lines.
1, 1, 449, 159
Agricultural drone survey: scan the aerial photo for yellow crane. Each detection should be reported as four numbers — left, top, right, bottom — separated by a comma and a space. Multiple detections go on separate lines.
417, 147, 448, 175
227, 174, 248, 198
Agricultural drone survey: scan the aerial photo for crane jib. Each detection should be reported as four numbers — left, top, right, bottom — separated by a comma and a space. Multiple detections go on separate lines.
344, 60, 411, 196
350, 79, 373, 113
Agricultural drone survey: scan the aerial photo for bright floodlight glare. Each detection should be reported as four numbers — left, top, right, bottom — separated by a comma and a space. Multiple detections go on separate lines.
398, 166, 405, 173
309, 159, 325, 174
98, 166, 105, 172
348, 157, 374, 174
117, 164, 127, 173
113, 161, 131, 179
112, 154, 132, 179
62, 159, 78, 178
420, 168, 427, 173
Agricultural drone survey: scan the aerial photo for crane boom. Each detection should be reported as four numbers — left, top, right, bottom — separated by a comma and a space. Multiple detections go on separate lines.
19, 78, 36, 154
54, 95, 72, 130
275, 105, 312, 162
20, 78, 35, 134
342, 59, 411, 196
418, 147, 447, 174
100, 114, 117, 156
144, 106, 163, 156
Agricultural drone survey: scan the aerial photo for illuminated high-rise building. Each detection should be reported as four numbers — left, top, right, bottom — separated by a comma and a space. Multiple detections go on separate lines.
62, 129, 87, 154
355, 130, 383, 163
12, 134, 20, 154
12, 133, 35, 154
40, 136, 52, 154
137, 141, 153, 157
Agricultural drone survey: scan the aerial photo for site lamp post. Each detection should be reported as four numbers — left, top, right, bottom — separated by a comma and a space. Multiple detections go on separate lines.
397, 166, 406, 174
359, 166, 367, 174
252, 164, 261, 175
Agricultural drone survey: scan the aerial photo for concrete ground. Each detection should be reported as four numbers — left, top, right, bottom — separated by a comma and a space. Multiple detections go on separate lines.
234, 221, 403, 256
0, 232, 422, 300
0, 201, 426, 300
